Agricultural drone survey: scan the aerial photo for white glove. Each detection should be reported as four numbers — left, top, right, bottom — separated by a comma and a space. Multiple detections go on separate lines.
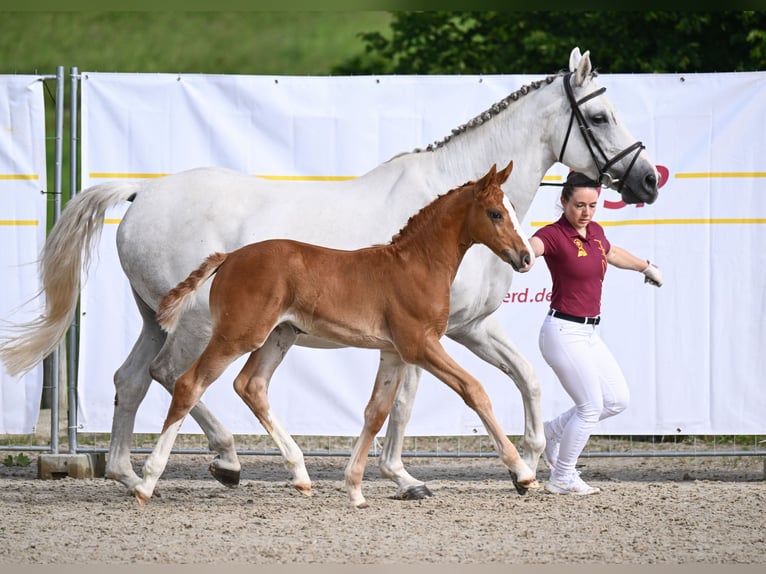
642, 261, 663, 287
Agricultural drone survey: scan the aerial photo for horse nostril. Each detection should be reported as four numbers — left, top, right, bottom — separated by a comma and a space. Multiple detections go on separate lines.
645, 173, 658, 190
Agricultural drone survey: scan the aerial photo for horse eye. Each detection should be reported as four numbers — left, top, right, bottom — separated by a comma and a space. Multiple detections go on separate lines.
591, 113, 608, 125
487, 209, 503, 220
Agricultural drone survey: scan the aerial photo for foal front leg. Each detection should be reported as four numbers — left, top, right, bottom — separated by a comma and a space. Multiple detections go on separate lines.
448, 314, 545, 471
415, 337, 539, 494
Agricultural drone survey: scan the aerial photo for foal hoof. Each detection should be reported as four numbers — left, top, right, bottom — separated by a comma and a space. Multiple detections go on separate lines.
397, 484, 434, 500
209, 464, 241, 487
509, 471, 539, 495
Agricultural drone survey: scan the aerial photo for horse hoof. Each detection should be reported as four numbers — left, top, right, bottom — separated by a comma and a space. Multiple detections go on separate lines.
209, 464, 241, 487
134, 488, 150, 506
398, 484, 433, 500
293, 482, 313, 497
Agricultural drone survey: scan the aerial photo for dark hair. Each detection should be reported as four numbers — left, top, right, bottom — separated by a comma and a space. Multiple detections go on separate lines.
561, 171, 601, 201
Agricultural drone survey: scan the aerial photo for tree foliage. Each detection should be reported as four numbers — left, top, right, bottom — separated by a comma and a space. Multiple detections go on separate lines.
333, 12, 766, 75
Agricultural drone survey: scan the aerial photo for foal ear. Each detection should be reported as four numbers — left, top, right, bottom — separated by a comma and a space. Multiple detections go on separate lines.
476, 163, 498, 190
496, 160, 514, 185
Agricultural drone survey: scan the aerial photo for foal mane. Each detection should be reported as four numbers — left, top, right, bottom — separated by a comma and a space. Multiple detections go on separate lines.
389, 177, 502, 245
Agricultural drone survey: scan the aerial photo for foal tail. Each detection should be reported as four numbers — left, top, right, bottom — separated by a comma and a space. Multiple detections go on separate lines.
156, 252, 229, 334
0, 181, 142, 377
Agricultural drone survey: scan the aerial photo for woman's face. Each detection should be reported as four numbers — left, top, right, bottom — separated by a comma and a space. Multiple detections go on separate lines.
562, 186, 600, 231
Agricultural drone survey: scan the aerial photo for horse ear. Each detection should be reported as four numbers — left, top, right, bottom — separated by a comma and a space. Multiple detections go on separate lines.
496, 160, 513, 185
569, 47, 582, 72
574, 49, 592, 86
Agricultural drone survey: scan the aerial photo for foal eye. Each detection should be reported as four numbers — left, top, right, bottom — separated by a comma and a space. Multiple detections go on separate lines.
487, 209, 503, 220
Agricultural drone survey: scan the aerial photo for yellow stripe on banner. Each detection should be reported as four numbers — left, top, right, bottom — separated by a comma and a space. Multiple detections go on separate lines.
256, 174, 357, 182
0, 220, 39, 226
90, 172, 357, 182
675, 172, 766, 179
0, 174, 39, 180
90, 173, 169, 179
530, 218, 766, 228
104, 219, 122, 225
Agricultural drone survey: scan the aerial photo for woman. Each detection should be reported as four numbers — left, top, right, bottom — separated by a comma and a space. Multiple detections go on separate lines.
529, 171, 663, 495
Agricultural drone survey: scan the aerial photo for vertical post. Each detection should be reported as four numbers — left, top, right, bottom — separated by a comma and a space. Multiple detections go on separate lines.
50, 65, 65, 454
67, 67, 79, 453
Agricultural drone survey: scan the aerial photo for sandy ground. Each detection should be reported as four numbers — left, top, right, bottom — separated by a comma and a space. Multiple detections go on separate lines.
0, 452, 764, 565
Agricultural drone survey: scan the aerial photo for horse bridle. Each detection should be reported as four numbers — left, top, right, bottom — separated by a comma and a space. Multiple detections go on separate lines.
557, 71, 645, 193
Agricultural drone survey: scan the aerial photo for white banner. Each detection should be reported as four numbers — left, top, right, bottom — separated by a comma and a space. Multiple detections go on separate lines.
78, 71, 766, 436
0, 75, 48, 434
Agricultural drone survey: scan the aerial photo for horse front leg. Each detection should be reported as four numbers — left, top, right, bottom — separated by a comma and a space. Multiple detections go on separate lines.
448, 314, 545, 471
414, 337, 539, 495
231, 324, 312, 495
345, 350, 408, 509
378, 364, 433, 500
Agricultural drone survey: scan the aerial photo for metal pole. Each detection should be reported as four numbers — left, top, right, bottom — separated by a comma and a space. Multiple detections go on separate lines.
67, 67, 79, 453
50, 66, 64, 454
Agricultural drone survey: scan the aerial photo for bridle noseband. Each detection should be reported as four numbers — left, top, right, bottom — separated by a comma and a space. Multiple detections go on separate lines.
557, 71, 645, 193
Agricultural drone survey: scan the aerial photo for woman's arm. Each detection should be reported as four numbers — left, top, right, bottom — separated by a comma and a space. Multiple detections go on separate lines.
529, 236, 545, 257
607, 245, 663, 286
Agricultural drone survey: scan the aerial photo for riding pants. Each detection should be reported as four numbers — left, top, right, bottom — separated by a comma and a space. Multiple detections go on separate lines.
538, 314, 630, 479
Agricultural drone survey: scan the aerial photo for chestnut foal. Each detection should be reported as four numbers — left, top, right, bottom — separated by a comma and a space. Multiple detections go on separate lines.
134, 160, 537, 508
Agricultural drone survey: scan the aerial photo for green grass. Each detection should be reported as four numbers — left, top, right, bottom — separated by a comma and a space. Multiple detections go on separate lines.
0, 12, 392, 75
0, 11, 393, 223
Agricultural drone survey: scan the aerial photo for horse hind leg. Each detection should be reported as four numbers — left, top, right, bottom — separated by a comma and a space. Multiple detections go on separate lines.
107, 291, 167, 492
231, 324, 312, 495
378, 364, 433, 500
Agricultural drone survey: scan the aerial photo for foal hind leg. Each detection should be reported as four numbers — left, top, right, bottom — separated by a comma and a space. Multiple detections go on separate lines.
345, 351, 408, 508
378, 364, 433, 500
136, 341, 241, 504
149, 316, 242, 487
231, 324, 312, 495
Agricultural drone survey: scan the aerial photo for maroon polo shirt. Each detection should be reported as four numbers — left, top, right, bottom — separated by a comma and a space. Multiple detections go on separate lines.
533, 215, 611, 317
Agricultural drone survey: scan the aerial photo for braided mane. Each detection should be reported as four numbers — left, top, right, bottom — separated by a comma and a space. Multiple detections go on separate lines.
408, 73, 563, 154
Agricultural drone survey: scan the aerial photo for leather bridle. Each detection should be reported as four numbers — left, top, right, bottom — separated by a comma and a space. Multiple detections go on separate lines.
557, 71, 645, 193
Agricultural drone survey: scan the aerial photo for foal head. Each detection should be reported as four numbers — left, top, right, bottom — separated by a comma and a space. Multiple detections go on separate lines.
466, 161, 535, 273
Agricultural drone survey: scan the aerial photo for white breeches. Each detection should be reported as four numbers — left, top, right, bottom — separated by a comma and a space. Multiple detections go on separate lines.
538, 314, 630, 478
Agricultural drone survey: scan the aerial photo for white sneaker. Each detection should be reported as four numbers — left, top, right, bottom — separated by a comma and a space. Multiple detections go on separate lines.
541, 421, 559, 470
545, 472, 600, 496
